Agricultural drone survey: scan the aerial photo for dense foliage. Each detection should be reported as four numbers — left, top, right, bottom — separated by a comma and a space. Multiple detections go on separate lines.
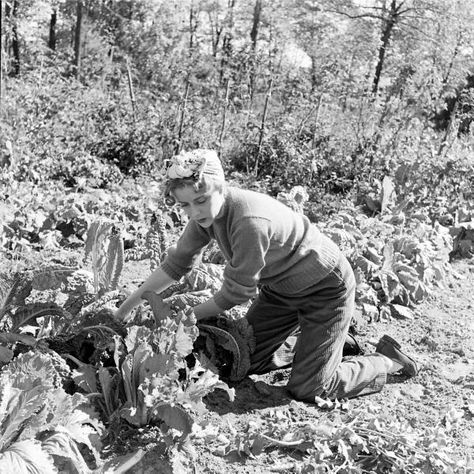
1, 0, 473, 213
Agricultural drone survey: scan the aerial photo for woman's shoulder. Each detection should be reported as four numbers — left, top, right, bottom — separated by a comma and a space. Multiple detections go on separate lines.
227, 186, 279, 206
226, 186, 299, 222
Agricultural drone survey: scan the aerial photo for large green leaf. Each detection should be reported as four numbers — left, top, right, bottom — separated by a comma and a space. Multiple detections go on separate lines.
31, 267, 75, 291
66, 355, 98, 394
101, 449, 145, 474
0, 380, 44, 451
154, 403, 194, 438
165, 290, 210, 311
0, 345, 13, 365
177, 364, 235, 414
0, 273, 32, 322
142, 291, 172, 322
8, 302, 72, 334
0, 439, 57, 474
98, 367, 121, 417
42, 431, 90, 474
184, 263, 224, 293
6, 351, 65, 391
0, 351, 103, 472
198, 324, 244, 380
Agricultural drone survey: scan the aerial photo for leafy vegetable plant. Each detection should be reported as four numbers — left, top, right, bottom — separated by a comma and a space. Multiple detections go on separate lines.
0, 351, 103, 473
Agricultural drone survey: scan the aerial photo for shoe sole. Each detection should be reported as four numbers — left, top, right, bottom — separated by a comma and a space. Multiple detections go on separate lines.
378, 334, 418, 377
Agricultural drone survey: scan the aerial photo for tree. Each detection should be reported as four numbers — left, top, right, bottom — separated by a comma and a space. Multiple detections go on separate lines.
250, 0, 262, 52
73, 0, 83, 78
48, 8, 57, 50
327, 0, 450, 96
5, 0, 20, 76
0, 0, 3, 101
220, 0, 236, 83
249, 0, 262, 95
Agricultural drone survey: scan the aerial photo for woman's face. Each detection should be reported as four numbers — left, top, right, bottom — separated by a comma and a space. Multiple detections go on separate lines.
172, 183, 224, 228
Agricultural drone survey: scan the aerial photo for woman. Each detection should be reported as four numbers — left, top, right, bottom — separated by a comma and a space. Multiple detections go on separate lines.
115, 149, 418, 402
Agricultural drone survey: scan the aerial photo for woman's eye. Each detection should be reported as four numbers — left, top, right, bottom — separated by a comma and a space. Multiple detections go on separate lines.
196, 197, 207, 204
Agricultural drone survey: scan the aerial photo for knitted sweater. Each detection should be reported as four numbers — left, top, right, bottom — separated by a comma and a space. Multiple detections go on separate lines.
161, 187, 341, 310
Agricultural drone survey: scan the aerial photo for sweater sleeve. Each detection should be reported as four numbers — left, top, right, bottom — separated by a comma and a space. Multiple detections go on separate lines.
161, 221, 211, 281
213, 217, 270, 310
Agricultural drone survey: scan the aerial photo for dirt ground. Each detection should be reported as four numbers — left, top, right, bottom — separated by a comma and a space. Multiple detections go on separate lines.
121, 258, 474, 473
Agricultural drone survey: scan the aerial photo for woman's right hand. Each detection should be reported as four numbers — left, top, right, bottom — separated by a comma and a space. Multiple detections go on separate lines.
114, 298, 138, 322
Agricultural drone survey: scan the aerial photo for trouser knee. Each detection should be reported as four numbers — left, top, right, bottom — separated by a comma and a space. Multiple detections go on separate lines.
288, 380, 327, 403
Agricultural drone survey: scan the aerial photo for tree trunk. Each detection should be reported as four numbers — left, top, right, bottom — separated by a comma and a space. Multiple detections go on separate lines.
440, 30, 462, 93
219, 0, 235, 83
5, 0, 20, 76
218, 79, 231, 152
310, 54, 317, 93
0, 0, 3, 102
74, 1, 83, 79
189, 0, 198, 54
372, 0, 398, 95
48, 9, 57, 50
0, 0, 4, 106
249, 0, 263, 98
250, 0, 262, 52
209, 10, 223, 57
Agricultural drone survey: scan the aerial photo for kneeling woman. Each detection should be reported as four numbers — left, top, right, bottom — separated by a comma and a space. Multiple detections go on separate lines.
115, 149, 417, 402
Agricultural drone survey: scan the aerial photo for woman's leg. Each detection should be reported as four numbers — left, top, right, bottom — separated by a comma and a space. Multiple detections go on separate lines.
245, 288, 300, 374
246, 255, 387, 401
287, 256, 387, 401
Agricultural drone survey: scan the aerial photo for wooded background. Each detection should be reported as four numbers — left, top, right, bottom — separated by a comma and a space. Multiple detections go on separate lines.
1, 0, 473, 210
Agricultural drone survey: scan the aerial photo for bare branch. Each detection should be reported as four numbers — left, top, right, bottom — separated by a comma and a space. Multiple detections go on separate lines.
100, 3, 130, 22
396, 20, 437, 41
397, 8, 415, 16
325, 9, 384, 21
358, 6, 388, 11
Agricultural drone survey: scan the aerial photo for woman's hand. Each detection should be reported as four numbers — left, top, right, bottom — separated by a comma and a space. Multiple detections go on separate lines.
114, 266, 176, 322
193, 297, 226, 321
114, 300, 135, 322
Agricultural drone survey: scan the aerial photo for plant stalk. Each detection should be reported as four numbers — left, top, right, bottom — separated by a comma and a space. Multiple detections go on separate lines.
126, 59, 136, 123
176, 76, 191, 154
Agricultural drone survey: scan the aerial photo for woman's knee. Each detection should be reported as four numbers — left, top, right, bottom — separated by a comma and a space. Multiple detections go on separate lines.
287, 378, 327, 402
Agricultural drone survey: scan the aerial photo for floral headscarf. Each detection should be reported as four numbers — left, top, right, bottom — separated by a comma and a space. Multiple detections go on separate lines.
165, 149, 225, 182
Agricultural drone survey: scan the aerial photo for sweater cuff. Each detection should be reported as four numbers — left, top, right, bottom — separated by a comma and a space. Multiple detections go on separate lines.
213, 291, 236, 311
161, 261, 186, 282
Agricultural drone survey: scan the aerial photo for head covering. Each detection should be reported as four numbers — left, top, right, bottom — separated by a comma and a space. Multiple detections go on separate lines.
165, 149, 225, 182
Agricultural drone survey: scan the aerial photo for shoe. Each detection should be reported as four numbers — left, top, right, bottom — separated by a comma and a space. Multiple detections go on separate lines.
375, 335, 418, 377
343, 333, 363, 357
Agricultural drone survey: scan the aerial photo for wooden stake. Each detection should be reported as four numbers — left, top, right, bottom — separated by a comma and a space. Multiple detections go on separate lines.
254, 78, 273, 175
218, 79, 231, 153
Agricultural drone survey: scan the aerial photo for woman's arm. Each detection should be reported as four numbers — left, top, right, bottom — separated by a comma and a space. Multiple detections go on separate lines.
115, 266, 176, 321
193, 297, 226, 321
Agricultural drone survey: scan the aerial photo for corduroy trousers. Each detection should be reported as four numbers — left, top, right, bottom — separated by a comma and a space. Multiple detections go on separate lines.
245, 254, 387, 402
